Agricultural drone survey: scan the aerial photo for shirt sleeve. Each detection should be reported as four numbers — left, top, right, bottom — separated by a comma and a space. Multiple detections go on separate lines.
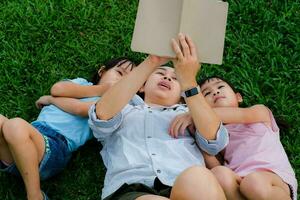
195, 123, 229, 156
129, 95, 144, 106
88, 102, 136, 141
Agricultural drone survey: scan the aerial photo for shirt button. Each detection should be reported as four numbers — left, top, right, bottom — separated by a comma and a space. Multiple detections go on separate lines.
147, 136, 152, 139
149, 110, 152, 113
157, 169, 161, 173
151, 153, 156, 156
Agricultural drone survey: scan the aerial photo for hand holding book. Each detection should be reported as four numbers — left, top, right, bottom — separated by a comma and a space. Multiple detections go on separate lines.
131, 0, 228, 65
171, 33, 199, 91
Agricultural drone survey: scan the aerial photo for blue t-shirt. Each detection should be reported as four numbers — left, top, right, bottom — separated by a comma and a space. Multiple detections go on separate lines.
32, 78, 99, 152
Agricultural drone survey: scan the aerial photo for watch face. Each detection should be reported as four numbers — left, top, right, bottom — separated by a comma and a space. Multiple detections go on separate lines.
182, 86, 200, 98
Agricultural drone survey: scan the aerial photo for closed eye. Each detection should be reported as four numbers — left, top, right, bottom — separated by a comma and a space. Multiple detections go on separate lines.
204, 91, 211, 97
116, 70, 123, 75
218, 85, 225, 89
156, 71, 164, 76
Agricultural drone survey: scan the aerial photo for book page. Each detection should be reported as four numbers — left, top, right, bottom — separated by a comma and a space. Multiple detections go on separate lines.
131, 0, 183, 57
179, 0, 228, 64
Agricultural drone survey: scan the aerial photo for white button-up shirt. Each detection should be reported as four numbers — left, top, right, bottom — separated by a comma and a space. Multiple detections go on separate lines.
88, 95, 228, 199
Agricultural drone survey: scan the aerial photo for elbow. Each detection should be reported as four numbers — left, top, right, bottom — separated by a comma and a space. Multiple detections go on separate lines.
74, 108, 88, 117
50, 83, 65, 97
95, 102, 111, 120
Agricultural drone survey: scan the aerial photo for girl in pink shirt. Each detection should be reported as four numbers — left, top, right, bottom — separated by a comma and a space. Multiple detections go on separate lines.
169, 76, 297, 200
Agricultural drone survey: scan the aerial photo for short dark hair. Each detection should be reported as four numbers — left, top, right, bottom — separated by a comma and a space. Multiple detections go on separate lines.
91, 57, 135, 85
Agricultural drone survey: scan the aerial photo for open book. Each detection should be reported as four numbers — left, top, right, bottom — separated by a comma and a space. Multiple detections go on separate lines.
131, 0, 228, 65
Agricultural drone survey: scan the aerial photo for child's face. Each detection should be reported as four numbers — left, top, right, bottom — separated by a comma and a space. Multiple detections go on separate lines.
200, 78, 242, 108
142, 67, 181, 106
99, 60, 134, 85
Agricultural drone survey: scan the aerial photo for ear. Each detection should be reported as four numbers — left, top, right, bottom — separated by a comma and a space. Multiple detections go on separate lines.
236, 92, 243, 103
98, 66, 106, 77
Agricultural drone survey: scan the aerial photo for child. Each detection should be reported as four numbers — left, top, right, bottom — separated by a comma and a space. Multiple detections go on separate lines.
169, 76, 297, 200
0, 57, 135, 200
88, 34, 229, 200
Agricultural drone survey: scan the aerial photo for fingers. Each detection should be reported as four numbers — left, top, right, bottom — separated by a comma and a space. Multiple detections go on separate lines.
187, 124, 196, 134
179, 33, 191, 57
35, 100, 42, 109
171, 39, 183, 60
172, 33, 195, 60
179, 120, 190, 136
169, 116, 179, 138
35, 101, 39, 109
186, 34, 197, 58
169, 114, 192, 138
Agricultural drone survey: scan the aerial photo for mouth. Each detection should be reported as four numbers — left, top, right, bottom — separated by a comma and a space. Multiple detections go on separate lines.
158, 81, 171, 90
214, 96, 225, 103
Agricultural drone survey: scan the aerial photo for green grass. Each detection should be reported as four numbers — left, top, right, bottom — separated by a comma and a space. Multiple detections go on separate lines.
0, 0, 299, 199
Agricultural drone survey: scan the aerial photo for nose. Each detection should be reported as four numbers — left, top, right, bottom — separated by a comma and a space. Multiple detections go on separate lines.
163, 76, 172, 81
213, 91, 220, 96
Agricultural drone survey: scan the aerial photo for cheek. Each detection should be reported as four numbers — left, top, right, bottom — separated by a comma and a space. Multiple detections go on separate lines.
204, 96, 214, 106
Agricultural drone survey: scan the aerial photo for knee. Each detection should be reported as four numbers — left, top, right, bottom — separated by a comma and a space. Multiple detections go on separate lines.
171, 166, 225, 200
175, 166, 213, 185
211, 166, 238, 189
0, 114, 8, 131
2, 118, 29, 143
240, 172, 269, 200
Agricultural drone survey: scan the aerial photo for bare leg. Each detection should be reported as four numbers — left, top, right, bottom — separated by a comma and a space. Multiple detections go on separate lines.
136, 195, 169, 200
211, 166, 246, 200
240, 171, 291, 200
170, 166, 226, 200
3, 118, 46, 200
0, 114, 14, 164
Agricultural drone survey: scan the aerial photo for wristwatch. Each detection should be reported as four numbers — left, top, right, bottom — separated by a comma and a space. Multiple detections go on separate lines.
181, 85, 201, 98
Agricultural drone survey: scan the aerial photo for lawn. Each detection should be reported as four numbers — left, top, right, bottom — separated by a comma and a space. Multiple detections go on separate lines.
0, 0, 299, 199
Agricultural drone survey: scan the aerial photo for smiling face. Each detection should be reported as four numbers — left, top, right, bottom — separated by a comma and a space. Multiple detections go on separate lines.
200, 78, 242, 108
141, 66, 181, 106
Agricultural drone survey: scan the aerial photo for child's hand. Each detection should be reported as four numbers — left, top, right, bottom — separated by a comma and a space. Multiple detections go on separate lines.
169, 112, 195, 138
171, 33, 200, 90
35, 95, 53, 109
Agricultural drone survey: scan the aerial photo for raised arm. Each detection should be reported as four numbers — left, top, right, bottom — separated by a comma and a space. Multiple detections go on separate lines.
95, 57, 168, 120
36, 95, 95, 117
51, 81, 110, 98
172, 34, 221, 140
213, 104, 271, 125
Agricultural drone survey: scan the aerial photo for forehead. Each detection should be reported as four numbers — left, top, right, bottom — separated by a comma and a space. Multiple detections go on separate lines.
114, 60, 134, 70
201, 78, 225, 89
155, 66, 175, 73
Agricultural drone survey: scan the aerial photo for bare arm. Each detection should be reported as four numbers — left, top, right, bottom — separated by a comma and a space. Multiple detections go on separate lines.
202, 151, 222, 169
172, 34, 221, 140
36, 96, 96, 117
213, 105, 271, 125
96, 57, 168, 120
51, 81, 110, 98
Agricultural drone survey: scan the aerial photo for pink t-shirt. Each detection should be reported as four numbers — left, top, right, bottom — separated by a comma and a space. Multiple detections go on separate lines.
224, 110, 297, 200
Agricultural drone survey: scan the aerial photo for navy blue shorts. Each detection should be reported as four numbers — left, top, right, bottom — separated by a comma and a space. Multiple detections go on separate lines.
0, 121, 72, 180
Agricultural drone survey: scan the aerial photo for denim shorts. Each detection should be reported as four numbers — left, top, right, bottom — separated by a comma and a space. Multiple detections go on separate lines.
0, 121, 72, 180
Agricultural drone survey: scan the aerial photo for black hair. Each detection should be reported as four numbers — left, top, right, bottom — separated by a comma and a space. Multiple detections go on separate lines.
91, 57, 135, 85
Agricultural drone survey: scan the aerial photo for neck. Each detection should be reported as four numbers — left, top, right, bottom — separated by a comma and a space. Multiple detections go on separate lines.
144, 96, 178, 107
